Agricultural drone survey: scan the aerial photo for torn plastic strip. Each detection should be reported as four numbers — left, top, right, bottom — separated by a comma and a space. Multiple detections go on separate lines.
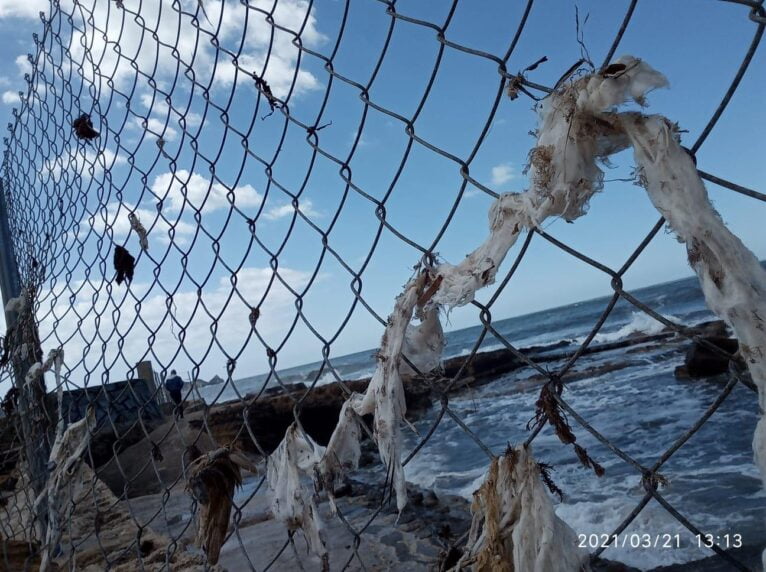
454, 446, 586, 571
312, 57, 668, 518
314, 272, 433, 523
621, 114, 766, 566
316, 396, 363, 515
267, 423, 329, 570
36, 405, 94, 572
353, 273, 428, 511
128, 212, 149, 252
23, 347, 63, 390
432, 56, 666, 309
401, 303, 445, 378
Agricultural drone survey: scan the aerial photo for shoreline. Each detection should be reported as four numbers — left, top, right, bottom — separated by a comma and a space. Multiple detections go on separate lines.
184, 319, 728, 459
0, 318, 746, 570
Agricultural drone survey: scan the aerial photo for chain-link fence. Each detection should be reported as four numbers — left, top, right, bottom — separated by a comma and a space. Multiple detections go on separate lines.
0, 0, 764, 570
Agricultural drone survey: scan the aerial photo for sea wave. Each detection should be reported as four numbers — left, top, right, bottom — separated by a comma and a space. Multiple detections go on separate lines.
578, 311, 680, 345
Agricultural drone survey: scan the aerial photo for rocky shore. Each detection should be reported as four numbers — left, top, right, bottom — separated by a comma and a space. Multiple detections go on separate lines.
180, 319, 735, 463
0, 318, 753, 570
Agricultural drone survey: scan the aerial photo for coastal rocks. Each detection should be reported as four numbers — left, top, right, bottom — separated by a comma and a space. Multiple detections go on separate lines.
675, 336, 739, 379
0, 540, 57, 570
341, 477, 472, 563
56, 464, 206, 571
179, 319, 730, 467
86, 416, 165, 469
96, 419, 217, 498
190, 379, 432, 457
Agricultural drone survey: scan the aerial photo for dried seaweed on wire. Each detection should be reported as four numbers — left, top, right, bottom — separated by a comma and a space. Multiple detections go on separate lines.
185, 447, 258, 565
113, 245, 135, 285
527, 379, 604, 477
71, 113, 99, 140
454, 445, 586, 571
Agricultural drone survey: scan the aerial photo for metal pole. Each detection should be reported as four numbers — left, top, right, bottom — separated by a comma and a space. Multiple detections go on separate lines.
0, 180, 50, 539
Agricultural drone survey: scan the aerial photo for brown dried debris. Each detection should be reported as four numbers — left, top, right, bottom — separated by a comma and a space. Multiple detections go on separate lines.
72, 114, 100, 140
527, 379, 604, 477
185, 447, 258, 565
249, 307, 260, 328
113, 245, 135, 286
526, 144, 555, 192
456, 446, 585, 571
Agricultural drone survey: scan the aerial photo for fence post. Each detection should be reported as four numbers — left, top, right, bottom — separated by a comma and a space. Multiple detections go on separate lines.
0, 180, 50, 539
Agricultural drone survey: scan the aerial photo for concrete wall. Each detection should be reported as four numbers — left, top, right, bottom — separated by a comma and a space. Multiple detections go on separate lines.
61, 378, 162, 429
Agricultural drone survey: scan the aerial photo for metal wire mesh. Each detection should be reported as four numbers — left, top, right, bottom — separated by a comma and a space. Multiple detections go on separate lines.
0, 0, 764, 570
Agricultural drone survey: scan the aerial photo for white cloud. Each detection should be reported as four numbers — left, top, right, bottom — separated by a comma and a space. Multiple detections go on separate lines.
1, 90, 18, 105
15, 54, 31, 76
139, 93, 155, 109
41, 146, 127, 182
184, 112, 204, 127
264, 199, 320, 221
138, 93, 203, 129
62, 0, 324, 100
37, 264, 313, 382
0, 0, 47, 19
150, 170, 262, 214
491, 163, 516, 186
135, 117, 179, 141
80, 201, 195, 246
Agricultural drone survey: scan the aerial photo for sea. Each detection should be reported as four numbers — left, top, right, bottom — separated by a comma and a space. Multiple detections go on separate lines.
206, 270, 766, 570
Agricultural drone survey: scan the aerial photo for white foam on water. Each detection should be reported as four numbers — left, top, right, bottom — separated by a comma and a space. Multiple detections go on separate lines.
577, 311, 680, 345
316, 371, 338, 386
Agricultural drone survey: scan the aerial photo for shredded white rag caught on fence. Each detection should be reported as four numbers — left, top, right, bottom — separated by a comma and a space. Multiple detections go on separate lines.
264, 55, 766, 569
455, 445, 587, 571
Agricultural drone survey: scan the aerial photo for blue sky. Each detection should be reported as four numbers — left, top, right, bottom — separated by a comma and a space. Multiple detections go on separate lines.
0, 0, 763, 387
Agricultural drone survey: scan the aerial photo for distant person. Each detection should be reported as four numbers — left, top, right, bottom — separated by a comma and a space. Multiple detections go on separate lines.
165, 370, 185, 419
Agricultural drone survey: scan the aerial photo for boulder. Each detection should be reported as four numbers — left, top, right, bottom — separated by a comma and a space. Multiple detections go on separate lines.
681, 336, 738, 378
96, 418, 217, 498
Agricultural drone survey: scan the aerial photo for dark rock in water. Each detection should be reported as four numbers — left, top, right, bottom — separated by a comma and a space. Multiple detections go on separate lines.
333, 482, 352, 499
674, 364, 690, 379
522, 339, 572, 354
681, 336, 738, 379
186, 319, 731, 461
422, 490, 439, 508
261, 382, 307, 397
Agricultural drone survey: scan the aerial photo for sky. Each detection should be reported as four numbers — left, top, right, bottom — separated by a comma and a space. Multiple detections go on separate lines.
0, 0, 763, 391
